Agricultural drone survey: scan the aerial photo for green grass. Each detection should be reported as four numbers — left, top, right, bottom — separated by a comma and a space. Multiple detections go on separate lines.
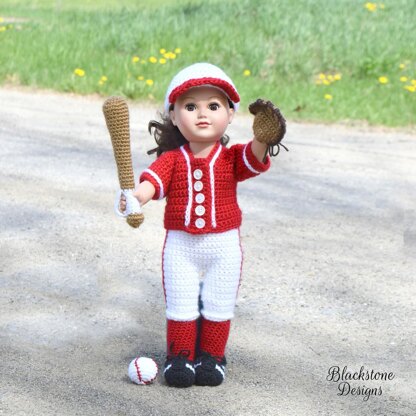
0, 0, 415, 126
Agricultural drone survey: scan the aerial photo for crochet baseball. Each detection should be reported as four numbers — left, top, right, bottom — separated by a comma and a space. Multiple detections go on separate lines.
128, 357, 158, 385
103, 96, 144, 228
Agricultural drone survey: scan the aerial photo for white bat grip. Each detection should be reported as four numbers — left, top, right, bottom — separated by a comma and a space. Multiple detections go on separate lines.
114, 189, 142, 217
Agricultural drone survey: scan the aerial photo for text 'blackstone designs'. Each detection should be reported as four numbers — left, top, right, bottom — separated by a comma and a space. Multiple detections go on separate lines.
326, 365, 395, 401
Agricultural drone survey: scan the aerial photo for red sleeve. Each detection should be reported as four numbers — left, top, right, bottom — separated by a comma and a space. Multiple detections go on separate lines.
139, 151, 177, 200
232, 141, 270, 182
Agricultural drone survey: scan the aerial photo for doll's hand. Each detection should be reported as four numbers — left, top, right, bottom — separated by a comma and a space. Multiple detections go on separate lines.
114, 192, 128, 216
249, 99, 288, 156
119, 194, 127, 213
114, 190, 144, 228
118, 194, 127, 214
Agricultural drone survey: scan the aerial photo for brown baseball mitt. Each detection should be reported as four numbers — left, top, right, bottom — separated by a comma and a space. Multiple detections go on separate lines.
249, 99, 288, 160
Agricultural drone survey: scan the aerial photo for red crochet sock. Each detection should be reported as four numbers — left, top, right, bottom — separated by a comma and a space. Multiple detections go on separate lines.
166, 319, 198, 361
199, 318, 231, 358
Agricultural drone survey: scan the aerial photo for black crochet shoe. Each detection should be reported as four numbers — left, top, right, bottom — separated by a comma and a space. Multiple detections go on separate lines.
194, 352, 226, 386
164, 351, 195, 388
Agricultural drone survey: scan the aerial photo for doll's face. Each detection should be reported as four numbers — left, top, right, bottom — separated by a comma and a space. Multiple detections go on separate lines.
169, 86, 234, 144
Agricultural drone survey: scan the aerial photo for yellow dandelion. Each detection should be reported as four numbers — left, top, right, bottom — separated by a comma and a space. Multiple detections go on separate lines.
399, 63, 406, 70
323, 79, 331, 86
137, 75, 144, 81
146, 79, 154, 86
318, 73, 326, 80
378, 76, 388, 84
164, 52, 176, 60
243, 69, 251, 77
324, 94, 333, 100
327, 75, 334, 82
365, 2, 377, 12
159, 58, 167, 64
400, 76, 408, 82
174, 48, 182, 54
0, 17, 4, 22
149, 56, 158, 64
404, 85, 416, 93
0, 26, 6, 32
100, 76, 108, 82
74, 68, 85, 77
334, 73, 342, 81
411, 79, 416, 86
159, 48, 166, 54
132, 56, 140, 63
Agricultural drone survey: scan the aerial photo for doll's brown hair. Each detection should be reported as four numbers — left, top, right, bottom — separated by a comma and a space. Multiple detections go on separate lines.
147, 103, 232, 157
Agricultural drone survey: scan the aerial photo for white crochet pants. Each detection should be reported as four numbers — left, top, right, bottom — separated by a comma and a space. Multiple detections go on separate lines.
162, 229, 243, 322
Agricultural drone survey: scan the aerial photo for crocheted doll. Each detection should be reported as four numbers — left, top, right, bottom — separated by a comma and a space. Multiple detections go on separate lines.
119, 63, 286, 387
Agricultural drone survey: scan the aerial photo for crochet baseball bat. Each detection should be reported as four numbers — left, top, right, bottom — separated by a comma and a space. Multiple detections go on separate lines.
102, 96, 144, 228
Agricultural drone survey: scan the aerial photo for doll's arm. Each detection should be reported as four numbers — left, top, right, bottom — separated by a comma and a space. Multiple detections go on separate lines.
119, 180, 155, 213
233, 141, 270, 182
133, 180, 156, 205
251, 139, 269, 163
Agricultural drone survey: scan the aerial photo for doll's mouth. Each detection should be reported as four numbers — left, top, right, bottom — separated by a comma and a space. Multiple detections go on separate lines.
196, 122, 210, 127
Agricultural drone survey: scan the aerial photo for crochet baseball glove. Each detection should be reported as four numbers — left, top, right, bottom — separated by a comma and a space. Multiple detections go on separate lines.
249, 99, 288, 159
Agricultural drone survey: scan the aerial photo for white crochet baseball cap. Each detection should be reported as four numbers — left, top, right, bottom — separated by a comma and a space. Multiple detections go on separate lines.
164, 62, 240, 113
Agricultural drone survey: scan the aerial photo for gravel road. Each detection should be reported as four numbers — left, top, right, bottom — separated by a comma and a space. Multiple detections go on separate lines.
0, 86, 415, 416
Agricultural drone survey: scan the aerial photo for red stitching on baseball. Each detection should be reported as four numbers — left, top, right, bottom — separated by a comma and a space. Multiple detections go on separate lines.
134, 358, 143, 383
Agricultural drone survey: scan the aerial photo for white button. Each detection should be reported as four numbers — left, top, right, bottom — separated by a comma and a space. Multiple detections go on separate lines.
195, 218, 205, 229
193, 169, 203, 180
195, 205, 205, 216
194, 181, 203, 191
195, 193, 205, 204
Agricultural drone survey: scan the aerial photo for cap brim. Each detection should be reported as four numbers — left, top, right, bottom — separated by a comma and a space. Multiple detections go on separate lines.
168, 77, 240, 107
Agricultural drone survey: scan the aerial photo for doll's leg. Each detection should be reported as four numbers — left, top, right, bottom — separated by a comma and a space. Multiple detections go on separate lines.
198, 318, 231, 358
195, 229, 243, 386
162, 231, 201, 387
164, 319, 197, 387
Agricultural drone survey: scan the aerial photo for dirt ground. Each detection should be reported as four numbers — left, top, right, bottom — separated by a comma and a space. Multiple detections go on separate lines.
0, 86, 415, 416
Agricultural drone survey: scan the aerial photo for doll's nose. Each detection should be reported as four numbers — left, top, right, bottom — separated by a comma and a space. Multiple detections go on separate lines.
197, 108, 207, 118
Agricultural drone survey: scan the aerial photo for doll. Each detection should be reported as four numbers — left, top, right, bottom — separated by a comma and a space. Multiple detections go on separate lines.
119, 63, 286, 387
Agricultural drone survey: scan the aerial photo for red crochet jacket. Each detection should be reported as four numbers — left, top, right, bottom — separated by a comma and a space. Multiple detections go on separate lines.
139, 141, 270, 234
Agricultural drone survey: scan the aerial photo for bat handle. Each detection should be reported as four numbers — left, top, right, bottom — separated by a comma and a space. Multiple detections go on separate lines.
114, 190, 145, 228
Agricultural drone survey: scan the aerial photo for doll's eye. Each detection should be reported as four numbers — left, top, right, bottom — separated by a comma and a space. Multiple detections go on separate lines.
209, 103, 220, 111
185, 104, 196, 111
